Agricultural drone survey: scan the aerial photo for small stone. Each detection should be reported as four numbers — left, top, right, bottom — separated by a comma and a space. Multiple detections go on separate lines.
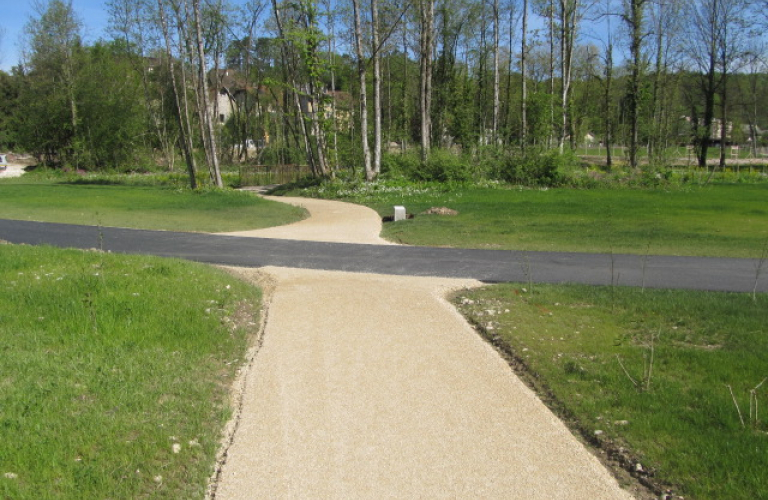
172, 443, 182, 454
4, 473, 18, 479
635, 462, 644, 473
614, 420, 629, 426
154, 475, 163, 483
594, 430, 604, 436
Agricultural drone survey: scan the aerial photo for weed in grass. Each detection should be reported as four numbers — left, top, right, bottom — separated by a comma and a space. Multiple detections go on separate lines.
616, 326, 661, 392
728, 378, 768, 430
750, 378, 767, 429
519, 251, 534, 295
754, 237, 768, 302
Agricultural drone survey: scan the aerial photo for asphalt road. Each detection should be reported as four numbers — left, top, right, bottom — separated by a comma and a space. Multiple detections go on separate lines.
1, 218, 765, 293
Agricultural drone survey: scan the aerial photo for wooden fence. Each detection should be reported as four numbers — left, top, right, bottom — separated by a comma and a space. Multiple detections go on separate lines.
239, 164, 312, 186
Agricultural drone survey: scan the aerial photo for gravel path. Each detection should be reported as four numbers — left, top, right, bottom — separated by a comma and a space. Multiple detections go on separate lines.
213, 196, 636, 499
0, 162, 26, 179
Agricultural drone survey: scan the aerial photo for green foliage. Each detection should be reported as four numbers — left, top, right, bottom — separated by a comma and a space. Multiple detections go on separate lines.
380, 150, 473, 183
0, 70, 20, 149
502, 149, 575, 187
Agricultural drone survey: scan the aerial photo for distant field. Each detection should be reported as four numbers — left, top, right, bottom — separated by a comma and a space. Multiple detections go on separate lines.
0, 180, 305, 232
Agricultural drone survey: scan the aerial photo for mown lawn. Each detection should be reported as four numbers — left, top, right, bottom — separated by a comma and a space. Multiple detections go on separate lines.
0, 181, 305, 232
329, 183, 768, 258
0, 244, 260, 499
455, 284, 768, 500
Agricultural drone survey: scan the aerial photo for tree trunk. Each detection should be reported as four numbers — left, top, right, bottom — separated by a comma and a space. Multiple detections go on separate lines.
192, 0, 223, 188
351, 0, 372, 178
604, 37, 613, 169
492, 0, 500, 145
419, 0, 434, 161
157, 0, 197, 189
372, 0, 382, 178
627, 0, 645, 170
521, 0, 528, 151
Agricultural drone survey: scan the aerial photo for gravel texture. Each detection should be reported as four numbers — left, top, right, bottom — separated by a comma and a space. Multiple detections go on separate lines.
212, 196, 636, 500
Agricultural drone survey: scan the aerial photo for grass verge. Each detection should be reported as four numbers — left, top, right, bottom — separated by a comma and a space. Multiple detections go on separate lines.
0, 180, 305, 232
287, 181, 768, 258
454, 283, 768, 500
0, 244, 259, 499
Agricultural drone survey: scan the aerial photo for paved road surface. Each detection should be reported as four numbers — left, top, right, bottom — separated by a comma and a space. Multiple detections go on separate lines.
0, 218, 765, 292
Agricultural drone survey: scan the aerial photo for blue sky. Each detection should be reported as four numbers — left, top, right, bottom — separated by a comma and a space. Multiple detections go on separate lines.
0, 0, 110, 72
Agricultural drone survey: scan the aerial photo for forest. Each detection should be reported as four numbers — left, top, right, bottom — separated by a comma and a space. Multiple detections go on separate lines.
0, 0, 766, 187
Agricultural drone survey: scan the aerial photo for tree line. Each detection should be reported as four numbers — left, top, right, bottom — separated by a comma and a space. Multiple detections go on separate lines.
0, 0, 766, 187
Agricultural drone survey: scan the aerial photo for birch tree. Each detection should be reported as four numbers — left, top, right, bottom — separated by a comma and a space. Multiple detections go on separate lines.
419, 0, 435, 160
158, 0, 198, 187
192, 0, 223, 187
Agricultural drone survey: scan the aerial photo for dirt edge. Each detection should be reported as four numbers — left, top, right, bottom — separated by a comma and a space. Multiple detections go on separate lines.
206, 266, 278, 500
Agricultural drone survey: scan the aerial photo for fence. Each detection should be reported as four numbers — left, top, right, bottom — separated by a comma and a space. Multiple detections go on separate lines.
239, 164, 312, 186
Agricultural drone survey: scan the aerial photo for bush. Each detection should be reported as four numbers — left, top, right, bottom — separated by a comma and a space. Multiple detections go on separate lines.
380, 150, 473, 183
502, 149, 574, 187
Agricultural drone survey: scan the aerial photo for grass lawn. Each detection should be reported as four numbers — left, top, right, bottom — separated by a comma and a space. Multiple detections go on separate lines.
0, 244, 260, 499
317, 183, 768, 258
455, 284, 768, 500
0, 180, 305, 232
3, 173, 767, 499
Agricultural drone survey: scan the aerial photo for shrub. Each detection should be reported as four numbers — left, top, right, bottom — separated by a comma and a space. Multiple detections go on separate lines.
502, 149, 574, 187
380, 150, 473, 183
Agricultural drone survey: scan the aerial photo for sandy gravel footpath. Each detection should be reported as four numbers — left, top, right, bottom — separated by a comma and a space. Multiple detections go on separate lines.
212, 196, 636, 499
0, 163, 26, 179
218, 196, 394, 245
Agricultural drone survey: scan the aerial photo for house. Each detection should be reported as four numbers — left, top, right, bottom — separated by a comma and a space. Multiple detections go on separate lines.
208, 69, 249, 124
681, 116, 733, 144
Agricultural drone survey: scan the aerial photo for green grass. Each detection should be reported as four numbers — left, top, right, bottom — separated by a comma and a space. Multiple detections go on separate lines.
314, 183, 768, 258
0, 180, 305, 232
454, 284, 768, 500
0, 244, 259, 499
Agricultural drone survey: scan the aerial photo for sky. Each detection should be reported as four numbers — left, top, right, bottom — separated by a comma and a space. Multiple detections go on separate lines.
0, 0, 110, 72
0, 0, 623, 74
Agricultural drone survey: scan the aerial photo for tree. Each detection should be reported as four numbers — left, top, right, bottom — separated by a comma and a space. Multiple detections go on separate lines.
351, 0, 372, 178
521, 0, 529, 149
158, 0, 198, 187
419, 0, 435, 160
558, 0, 582, 151
682, 0, 750, 171
622, 0, 648, 169
21, 0, 83, 165
192, 0, 223, 187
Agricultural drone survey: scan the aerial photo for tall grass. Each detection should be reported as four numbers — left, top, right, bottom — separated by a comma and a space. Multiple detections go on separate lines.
0, 245, 260, 499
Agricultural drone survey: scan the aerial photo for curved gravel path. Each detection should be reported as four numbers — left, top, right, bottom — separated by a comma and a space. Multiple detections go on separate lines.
213, 197, 636, 499
218, 196, 394, 245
